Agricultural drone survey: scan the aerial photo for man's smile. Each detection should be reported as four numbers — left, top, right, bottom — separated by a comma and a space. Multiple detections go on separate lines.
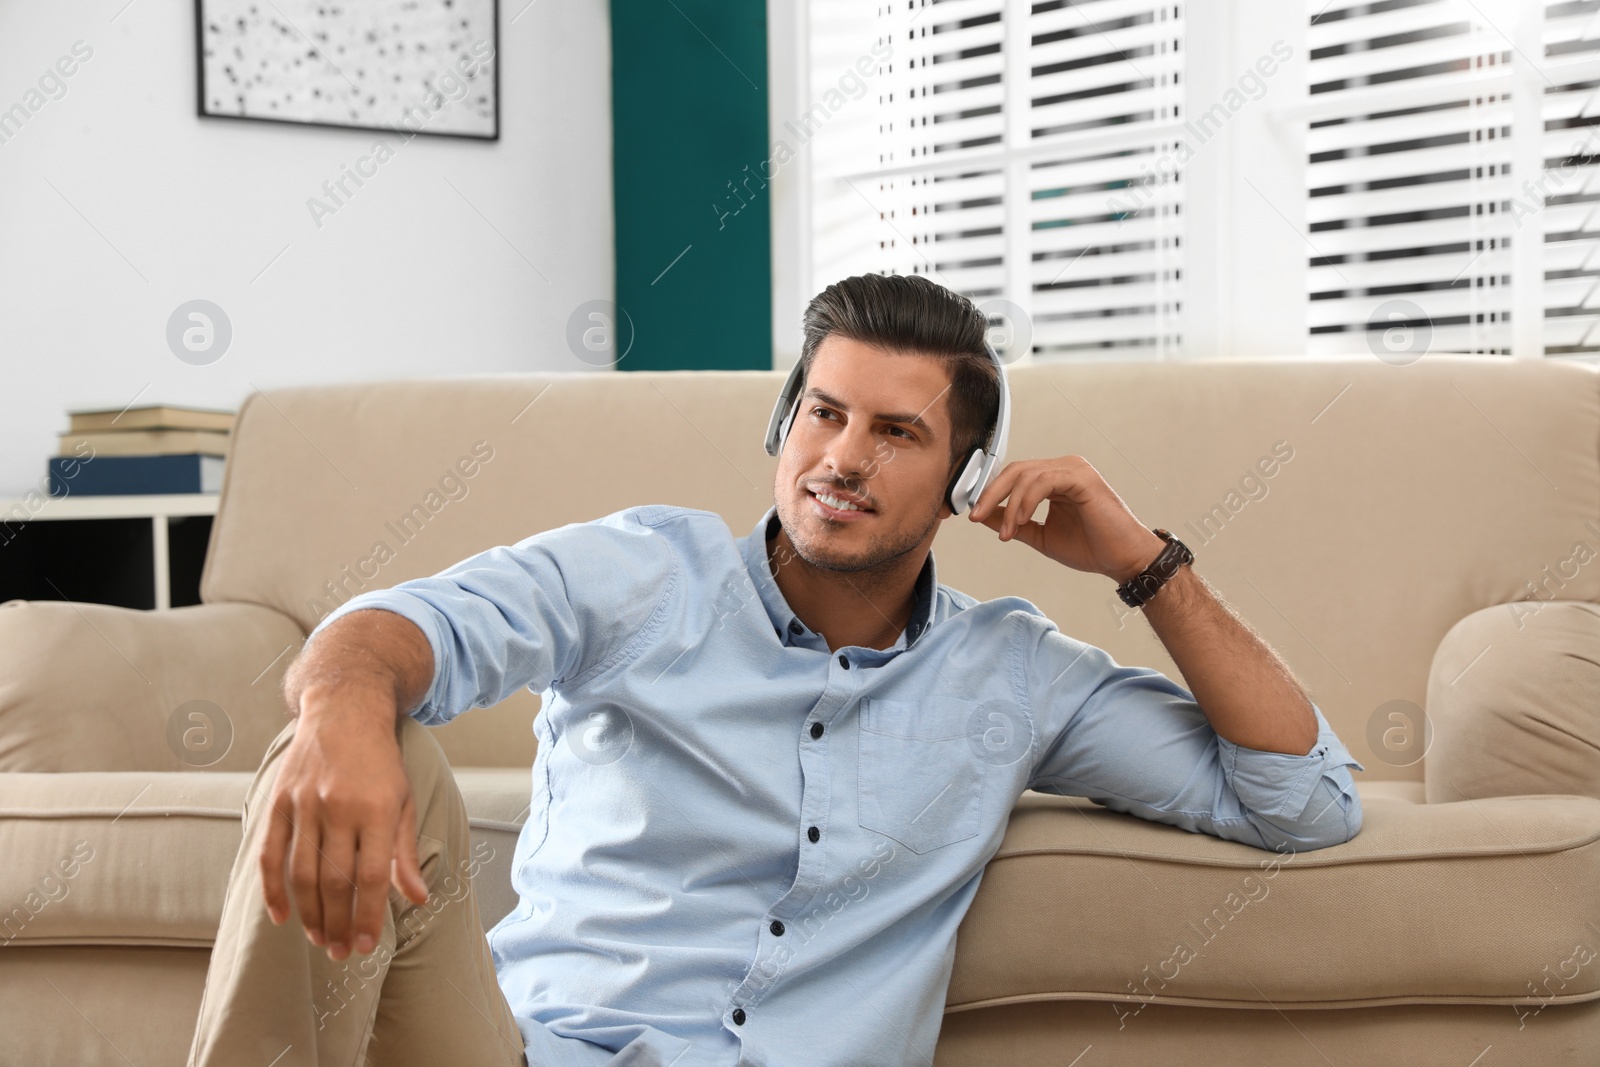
806, 485, 876, 522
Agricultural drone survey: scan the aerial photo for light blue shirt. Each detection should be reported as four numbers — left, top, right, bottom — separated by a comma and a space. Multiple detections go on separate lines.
308, 504, 1365, 1067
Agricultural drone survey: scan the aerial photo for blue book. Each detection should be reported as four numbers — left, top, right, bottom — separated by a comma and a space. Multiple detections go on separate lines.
48, 453, 224, 496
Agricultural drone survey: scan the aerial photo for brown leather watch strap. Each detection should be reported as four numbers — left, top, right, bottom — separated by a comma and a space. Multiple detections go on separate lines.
1116, 528, 1194, 608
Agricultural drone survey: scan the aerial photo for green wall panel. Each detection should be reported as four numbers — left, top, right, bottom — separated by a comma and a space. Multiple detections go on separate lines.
611, 0, 771, 371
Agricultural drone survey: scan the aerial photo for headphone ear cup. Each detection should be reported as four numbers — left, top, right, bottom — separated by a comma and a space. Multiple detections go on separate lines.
945, 451, 985, 515
765, 360, 808, 457
777, 402, 797, 453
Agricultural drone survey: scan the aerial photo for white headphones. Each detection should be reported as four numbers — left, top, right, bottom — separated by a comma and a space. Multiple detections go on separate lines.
762, 340, 1012, 516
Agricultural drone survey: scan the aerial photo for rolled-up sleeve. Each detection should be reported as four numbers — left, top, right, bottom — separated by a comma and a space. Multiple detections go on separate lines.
1213, 708, 1365, 848
1019, 614, 1365, 852
305, 510, 677, 726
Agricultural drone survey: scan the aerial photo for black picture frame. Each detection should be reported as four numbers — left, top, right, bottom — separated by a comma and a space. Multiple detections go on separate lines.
193, 0, 500, 142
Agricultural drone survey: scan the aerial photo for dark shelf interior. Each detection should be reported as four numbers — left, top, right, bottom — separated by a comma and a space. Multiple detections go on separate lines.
0, 515, 212, 610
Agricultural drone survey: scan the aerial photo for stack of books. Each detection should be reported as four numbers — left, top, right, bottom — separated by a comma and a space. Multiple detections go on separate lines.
49, 404, 235, 496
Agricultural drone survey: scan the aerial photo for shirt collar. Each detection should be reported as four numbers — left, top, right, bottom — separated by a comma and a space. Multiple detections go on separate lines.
740, 506, 938, 654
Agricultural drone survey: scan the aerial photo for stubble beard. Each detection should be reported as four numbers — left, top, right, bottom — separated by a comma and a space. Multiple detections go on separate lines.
775, 488, 943, 586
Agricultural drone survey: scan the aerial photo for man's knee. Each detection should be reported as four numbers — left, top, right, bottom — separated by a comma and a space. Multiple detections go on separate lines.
241, 718, 301, 822
394, 715, 460, 809
392, 717, 475, 888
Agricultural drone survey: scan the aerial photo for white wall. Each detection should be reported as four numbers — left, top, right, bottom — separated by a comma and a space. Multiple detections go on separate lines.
0, 0, 614, 498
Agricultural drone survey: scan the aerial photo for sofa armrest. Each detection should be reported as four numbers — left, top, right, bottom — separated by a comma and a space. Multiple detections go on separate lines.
1425, 600, 1600, 804
0, 599, 305, 773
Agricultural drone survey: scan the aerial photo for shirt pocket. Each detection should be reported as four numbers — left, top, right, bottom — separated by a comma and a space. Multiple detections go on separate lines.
857, 698, 982, 854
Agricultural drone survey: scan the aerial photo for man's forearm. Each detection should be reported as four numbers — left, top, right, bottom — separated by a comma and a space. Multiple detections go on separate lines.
1134, 566, 1318, 756
282, 608, 435, 726
963, 455, 1321, 757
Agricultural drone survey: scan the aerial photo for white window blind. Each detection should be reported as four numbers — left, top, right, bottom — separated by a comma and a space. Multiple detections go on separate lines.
1303, 0, 1600, 359
1533, 0, 1600, 357
806, 0, 1186, 362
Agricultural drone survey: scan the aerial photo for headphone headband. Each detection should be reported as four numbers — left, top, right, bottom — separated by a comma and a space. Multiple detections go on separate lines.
763, 340, 1012, 517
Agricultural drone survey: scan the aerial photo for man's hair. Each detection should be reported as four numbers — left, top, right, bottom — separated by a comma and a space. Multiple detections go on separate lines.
798, 273, 1002, 472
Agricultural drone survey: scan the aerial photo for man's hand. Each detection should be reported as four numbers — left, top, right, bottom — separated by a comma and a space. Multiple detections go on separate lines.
967, 456, 1165, 582
266, 608, 437, 959
259, 687, 430, 961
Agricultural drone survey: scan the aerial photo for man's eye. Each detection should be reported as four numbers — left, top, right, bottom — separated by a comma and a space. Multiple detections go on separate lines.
887, 427, 912, 440
811, 407, 836, 420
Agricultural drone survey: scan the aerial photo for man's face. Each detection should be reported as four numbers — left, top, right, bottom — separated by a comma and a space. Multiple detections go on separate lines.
772, 335, 957, 574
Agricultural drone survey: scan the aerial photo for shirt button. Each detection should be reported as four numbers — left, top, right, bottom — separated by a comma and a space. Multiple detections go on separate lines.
770, 920, 785, 936
789, 619, 802, 634
732, 1007, 746, 1026
810, 721, 824, 739
838, 654, 850, 669
807, 825, 820, 843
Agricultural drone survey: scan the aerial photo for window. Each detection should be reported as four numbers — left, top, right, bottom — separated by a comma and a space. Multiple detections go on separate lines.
1304, 0, 1597, 359
792, 0, 1185, 363
775, 0, 1595, 364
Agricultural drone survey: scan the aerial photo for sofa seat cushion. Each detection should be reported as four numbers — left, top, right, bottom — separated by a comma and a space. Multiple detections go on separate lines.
949, 788, 1600, 1011
7, 773, 1598, 1014
0, 767, 531, 948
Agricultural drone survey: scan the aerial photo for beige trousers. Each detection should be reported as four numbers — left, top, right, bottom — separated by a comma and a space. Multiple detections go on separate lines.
186, 716, 529, 1067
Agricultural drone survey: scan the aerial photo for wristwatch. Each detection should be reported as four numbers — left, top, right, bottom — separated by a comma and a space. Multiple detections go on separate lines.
1116, 528, 1194, 608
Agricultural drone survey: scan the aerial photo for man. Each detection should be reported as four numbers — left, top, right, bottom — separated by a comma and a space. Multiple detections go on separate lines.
187, 273, 1364, 1067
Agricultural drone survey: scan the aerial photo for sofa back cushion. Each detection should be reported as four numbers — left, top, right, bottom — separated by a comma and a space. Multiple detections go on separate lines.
201, 358, 1600, 776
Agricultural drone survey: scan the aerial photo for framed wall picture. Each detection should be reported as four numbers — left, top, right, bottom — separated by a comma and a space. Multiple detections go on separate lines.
195, 0, 499, 140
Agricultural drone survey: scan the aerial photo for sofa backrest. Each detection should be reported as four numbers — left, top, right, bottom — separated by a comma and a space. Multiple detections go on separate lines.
201, 357, 1600, 778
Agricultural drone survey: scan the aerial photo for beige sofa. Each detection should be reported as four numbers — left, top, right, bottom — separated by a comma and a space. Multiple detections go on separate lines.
3, 356, 1599, 1065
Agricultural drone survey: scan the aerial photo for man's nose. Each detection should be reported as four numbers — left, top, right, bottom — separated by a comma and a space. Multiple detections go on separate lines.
822, 424, 876, 482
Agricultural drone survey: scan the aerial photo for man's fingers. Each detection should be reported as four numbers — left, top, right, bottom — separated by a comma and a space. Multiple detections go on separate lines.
969, 460, 1029, 521
317, 827, 359, 960
259, 794, 295, 925
352, 816, 398, 955
1001, 470, 1050, 540
288, 802, 326, 947
982, 502, 1046, 551
391, 795, 429, 907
